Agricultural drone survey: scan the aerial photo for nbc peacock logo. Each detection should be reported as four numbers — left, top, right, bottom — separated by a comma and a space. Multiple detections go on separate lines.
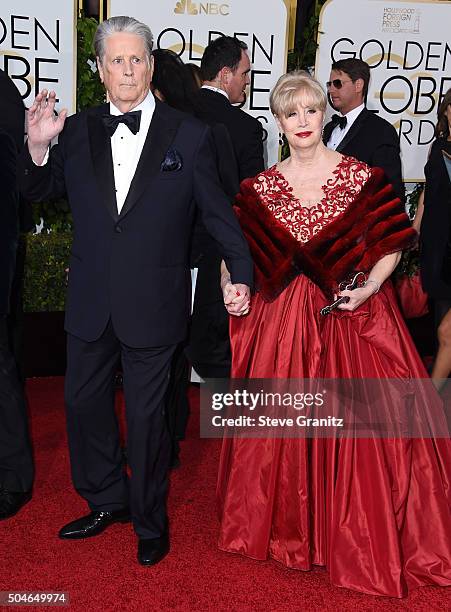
174, 0, 198, 14
174, 0, 230, 16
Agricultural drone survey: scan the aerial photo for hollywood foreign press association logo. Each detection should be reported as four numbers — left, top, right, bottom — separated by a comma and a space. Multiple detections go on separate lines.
174, 0, 230, 16
382, 6, 420, 33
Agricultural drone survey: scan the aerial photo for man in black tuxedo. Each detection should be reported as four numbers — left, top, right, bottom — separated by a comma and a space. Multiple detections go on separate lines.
323, 58, 404, 202
19, 16, 252, 566
0, 69, 33, 521
188, 36, 265, 379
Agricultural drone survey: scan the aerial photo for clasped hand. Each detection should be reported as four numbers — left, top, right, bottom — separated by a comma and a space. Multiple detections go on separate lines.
222, 281, 251, 317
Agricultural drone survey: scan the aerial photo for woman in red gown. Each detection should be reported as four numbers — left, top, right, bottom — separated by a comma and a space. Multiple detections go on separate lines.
218, 72, 451, 597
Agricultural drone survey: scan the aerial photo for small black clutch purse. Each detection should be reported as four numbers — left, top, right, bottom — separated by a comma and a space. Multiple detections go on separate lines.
320, 271, 366, 316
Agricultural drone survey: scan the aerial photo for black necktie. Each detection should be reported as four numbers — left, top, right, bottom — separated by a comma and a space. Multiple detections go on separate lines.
331, 114, 347, 130
102, 110, 142, 136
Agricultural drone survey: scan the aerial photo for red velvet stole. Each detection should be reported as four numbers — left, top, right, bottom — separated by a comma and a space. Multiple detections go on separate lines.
234, 167, 417, 302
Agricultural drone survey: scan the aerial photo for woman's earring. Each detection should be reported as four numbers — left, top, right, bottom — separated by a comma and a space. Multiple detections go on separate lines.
279, 132, 284, 146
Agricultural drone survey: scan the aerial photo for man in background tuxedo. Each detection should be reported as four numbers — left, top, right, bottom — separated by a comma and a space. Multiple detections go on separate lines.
198, 36, 264, 182
188, 36, 265, 379
323, 58, 404, 202
0, 69, 33, 520
19, 16, 252, 566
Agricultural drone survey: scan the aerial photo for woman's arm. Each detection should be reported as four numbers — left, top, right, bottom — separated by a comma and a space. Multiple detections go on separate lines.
337, 251, 401, 311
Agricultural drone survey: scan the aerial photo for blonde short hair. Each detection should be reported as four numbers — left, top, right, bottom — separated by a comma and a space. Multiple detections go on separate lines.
270, 71, 327, 117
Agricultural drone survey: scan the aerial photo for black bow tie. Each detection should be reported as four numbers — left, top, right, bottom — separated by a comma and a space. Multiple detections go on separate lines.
331, 114, 347, 129
102, 110, 142, 136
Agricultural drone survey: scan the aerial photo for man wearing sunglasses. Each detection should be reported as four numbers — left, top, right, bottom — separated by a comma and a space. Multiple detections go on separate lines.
323, 58, 404, 202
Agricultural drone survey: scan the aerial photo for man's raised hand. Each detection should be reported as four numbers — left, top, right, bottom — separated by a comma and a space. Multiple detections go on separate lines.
27, 90, 67, 164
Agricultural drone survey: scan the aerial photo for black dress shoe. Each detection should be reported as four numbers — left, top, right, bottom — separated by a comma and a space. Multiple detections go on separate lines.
137, 534, 169, 566
59, 508, 131, 539
0, 488, 31, 520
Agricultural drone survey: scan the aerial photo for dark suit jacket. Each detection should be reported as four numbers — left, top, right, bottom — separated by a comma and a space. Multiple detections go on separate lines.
18, 97, 253, 347
189, 121, 240, 266
0, 69, 24, 152
0, 69, 32, 234
0, 70, 24, 316
0, 130, 19, 315
323, 108, 404, 202
195, 88, 265, 182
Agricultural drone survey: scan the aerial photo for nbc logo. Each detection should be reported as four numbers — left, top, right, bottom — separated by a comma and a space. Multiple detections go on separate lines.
174, 0, 198, 14
174, 0, 230, 16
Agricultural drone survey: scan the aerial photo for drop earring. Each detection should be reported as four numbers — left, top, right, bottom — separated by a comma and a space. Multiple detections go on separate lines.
279, 132, 284, 146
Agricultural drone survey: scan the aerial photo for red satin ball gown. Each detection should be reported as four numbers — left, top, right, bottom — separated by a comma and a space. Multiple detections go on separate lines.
217, 157, 451, 597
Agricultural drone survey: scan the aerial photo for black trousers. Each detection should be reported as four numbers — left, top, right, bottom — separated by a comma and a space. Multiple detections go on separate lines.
64, 320, 176, 539
0, 315, 33, 492
165, 341, 190, 450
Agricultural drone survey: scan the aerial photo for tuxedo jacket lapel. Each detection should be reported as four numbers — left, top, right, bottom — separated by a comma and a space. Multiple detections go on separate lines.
119, 99, 180, 219
87, 104, 119, 222
336, 108, 369, 153
322, 121, 335, 145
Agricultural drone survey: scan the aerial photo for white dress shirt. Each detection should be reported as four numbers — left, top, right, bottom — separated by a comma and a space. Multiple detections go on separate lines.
327, 103, 365, 151
110, 91, 155, 213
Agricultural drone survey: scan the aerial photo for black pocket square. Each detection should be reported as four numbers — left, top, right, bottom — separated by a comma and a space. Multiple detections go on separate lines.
161, 148, 183, 172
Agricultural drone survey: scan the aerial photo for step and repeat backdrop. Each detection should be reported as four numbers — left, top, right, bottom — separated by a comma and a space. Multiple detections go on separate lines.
315, 0, 451, 182
1, 0, 451, 177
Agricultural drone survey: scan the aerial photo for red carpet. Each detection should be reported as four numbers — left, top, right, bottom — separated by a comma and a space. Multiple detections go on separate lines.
0, 377, 449, 611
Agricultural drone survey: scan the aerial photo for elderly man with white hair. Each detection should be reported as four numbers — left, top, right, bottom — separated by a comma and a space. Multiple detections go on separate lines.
19, 15, 252, 566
